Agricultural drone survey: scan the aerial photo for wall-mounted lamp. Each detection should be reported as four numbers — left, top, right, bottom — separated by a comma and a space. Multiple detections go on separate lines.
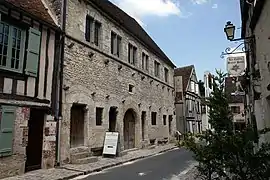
221, 21, 255, 58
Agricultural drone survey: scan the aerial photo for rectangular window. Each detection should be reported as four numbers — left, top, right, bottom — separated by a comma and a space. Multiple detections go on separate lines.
111, 31, 121, 57
128, 43, 137, 65
94, 21, 101, 46
231, 106, 240, 114
142, 52, 149, 71
190, 81, 195, 92
85, 15, 93, 42
164, 67, 169, 82
163, 115, 167, 125
0, 21, 25, 73
96, 107, 103, 126
197, 101, 200, 113
154, 61, 160, 77
195, 84, 199, 94
151, 112, 157, 125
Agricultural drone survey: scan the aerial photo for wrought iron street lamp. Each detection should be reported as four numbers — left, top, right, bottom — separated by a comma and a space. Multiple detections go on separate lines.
224, 21, 235, 41
220, 21, 255, 58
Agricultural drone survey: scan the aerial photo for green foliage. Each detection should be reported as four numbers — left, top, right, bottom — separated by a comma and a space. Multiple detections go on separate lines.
183, 70, 270, 180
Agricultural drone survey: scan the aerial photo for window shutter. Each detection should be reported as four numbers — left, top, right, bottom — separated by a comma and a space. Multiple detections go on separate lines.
0, 106, 16, 157
25, 28, 41, 77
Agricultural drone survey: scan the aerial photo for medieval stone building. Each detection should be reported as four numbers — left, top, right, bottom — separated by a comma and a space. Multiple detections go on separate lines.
59, 0, 176, 164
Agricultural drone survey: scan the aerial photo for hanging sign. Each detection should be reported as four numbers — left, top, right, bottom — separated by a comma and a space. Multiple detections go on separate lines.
103, 132, 119, 156
227, 55, 246, 77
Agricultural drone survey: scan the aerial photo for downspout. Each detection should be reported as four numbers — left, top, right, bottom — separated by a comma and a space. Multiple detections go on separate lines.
55, 0, 67, 166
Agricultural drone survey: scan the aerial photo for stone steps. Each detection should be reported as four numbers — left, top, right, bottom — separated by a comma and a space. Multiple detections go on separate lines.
119, 148, 139, 156
71, 152, 91, 162
72, 156, 99, 164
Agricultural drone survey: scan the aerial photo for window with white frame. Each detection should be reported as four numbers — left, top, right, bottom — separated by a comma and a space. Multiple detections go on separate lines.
0, 21, 26, 73
190, 81, 195, 92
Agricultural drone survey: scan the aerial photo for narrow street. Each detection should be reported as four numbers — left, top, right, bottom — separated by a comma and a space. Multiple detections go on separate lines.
73, 148, 196, 180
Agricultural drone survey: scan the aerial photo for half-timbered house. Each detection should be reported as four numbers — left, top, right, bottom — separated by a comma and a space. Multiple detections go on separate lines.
0, 0, 60, 178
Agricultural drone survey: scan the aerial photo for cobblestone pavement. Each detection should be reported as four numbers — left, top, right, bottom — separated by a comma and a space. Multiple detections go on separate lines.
2, 144, 177, 180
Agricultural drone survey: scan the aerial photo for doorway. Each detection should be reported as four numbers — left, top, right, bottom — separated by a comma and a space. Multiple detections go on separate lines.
25, 108, 45, 172
123, 109, 136, 149
169, 115, 172, 135
109, 107, 117, 132
141, 111, 146, 141
70, 104, 85, 148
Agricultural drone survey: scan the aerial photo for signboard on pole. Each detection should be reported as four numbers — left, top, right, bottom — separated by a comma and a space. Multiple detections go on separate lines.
103, 132, 119, 156
227, 54, 246, 77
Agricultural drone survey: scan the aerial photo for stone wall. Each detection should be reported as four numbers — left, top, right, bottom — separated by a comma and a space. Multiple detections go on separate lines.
60, 0, 176, 163
253, 0, 270, 141
0, 107, 30, 179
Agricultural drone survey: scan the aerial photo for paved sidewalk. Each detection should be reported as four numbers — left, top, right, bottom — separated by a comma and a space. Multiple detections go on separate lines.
3, 144, 177, 180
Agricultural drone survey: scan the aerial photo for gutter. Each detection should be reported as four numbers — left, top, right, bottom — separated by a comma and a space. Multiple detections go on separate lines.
55, 0, 67, 167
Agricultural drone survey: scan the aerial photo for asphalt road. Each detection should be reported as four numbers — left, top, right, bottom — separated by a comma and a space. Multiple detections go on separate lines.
76, 148, 195, 180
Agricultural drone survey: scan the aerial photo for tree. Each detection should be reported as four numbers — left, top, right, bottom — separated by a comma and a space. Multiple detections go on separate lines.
183, 70, 270, 180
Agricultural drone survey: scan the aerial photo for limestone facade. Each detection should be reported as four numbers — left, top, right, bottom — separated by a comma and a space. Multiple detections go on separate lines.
60, 0, 176, 164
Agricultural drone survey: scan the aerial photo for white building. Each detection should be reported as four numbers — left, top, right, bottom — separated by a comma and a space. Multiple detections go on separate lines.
201, 71, 213, 131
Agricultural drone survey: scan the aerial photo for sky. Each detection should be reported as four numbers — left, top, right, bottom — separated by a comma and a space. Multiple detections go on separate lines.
110, 0, 242, 80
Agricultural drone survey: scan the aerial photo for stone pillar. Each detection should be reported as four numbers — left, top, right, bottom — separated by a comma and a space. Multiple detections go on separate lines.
42, 115, 56, 169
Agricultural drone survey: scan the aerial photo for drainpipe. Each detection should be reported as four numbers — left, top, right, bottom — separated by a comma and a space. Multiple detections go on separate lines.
55, 0, 67, 167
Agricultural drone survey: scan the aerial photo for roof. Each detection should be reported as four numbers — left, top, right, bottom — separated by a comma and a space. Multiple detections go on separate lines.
225, 76, 245, 103
174, 65, 194, 92
89, 0, 175, 68
4, 0, 56, 25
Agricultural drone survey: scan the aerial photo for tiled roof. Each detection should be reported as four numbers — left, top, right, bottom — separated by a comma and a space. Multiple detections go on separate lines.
174, 65, 194, 92
90, 0, 175, 68
225, 76, 245, 103
4, 0, 56, 25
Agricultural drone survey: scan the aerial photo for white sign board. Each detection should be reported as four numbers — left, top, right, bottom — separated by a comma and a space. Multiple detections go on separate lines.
227, 55, 246, 77
103, 132, 119, 155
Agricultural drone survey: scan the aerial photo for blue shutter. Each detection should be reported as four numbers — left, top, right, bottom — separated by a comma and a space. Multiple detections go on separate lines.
25, 28, 41, 77
0, 106, 16, 157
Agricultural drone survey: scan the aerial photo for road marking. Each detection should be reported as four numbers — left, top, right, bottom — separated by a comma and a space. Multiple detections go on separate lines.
138, 172, 146, 176
162, 161, 198, 180
138, 171, 151, 176
71, 174, 90, 180
122, 161, 135, 166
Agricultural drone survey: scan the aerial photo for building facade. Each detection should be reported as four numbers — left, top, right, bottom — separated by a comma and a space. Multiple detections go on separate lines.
175, 65, 202, 134
59, 0, 176, 164
225, 77, 246, 131
240, 0, 270, 141
0, 0, 60, 178
201, 71, 213, 132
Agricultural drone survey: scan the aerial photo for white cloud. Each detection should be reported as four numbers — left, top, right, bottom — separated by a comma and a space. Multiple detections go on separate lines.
111, 0, 183, 26
212, 3, 218, 8
191, 0, 209, 5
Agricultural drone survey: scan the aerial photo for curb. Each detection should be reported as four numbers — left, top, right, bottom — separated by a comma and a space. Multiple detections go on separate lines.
63, 146, 178, 179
